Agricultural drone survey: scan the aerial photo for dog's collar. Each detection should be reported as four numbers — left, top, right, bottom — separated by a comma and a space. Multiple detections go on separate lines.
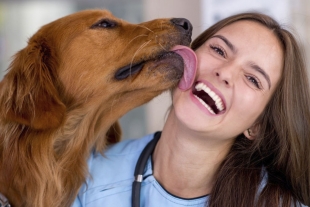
0, 193, 10, 207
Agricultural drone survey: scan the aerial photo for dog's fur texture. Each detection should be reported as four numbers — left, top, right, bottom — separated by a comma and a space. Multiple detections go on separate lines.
0, 9, 192, 207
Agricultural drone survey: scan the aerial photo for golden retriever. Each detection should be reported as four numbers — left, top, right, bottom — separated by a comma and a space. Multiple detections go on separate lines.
0, 9, 194, 207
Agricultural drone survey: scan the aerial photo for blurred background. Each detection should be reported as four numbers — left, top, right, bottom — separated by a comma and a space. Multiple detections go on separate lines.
0, 0, 309, 139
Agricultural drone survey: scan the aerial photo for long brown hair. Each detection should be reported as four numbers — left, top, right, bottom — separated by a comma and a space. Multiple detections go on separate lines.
191, 13, 310, 207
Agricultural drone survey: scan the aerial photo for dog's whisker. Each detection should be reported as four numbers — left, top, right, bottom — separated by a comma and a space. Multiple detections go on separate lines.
128, 35, 148, 45
157, 42, 168, 52
167, 31, 189, 36
129, 40, 152, 79
130, 40, 152, 64
136, 24, 154, 33
110, 93, 122, 114
121, 34, 148, 56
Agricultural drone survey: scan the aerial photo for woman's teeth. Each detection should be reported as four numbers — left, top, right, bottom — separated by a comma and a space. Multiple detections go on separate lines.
193, 82, 225, 114
194, 95, 216, 114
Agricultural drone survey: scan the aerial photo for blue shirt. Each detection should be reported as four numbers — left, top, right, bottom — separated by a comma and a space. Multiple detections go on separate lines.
72, 133, 307, 207
72, 133, 208, 207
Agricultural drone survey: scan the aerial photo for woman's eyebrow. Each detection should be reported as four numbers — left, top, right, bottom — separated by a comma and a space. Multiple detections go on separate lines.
212, 35, 236, 53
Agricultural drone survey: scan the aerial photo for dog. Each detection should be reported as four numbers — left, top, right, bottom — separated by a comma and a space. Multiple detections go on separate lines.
0, 9, 193, 207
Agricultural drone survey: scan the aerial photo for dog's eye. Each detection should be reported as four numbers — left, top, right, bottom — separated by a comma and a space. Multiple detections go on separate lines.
91, 19, 117, 29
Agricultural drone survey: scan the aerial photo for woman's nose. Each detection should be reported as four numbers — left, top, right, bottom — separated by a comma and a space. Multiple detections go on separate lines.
214, 65, 237, 87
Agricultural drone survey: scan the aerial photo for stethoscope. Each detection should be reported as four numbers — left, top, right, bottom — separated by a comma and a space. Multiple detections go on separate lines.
131, 131, 161, 207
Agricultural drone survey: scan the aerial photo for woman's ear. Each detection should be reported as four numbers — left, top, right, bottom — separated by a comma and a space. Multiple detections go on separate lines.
243, 123, 260, 140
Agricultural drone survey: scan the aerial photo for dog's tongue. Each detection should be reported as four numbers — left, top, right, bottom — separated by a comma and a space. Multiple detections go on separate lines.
171, 45, 197, 91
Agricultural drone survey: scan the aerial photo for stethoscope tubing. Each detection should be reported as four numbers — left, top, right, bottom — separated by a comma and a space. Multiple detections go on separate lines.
132, 132, 161, 207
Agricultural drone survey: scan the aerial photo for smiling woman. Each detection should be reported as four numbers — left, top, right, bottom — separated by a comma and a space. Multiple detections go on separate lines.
73, 12, 310, 207
189, 12, 310, 206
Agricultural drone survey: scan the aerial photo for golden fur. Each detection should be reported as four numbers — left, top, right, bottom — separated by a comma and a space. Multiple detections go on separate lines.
0, 9, 191, 206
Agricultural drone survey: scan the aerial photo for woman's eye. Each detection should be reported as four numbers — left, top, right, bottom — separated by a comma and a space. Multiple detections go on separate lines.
246, 75, 261, 89
210, 45, 226, 58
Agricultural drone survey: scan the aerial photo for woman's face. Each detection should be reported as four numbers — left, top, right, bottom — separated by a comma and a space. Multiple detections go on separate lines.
172, 20, 283, 141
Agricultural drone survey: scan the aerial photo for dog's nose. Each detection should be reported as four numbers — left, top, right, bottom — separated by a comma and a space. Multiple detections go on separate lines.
171, 18, 193, 34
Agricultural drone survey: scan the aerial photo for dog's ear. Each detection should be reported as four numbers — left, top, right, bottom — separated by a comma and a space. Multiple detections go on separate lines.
106, 121, 122, 144
0, 38, 66, 130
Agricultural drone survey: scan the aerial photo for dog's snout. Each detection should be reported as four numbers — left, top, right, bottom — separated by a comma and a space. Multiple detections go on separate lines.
171, 18, 193, 34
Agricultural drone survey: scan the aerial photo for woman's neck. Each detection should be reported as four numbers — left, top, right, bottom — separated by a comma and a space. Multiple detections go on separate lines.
152, 111, 234, 198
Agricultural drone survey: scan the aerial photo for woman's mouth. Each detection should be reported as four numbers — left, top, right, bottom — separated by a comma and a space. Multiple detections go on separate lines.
192, 82, 226, 115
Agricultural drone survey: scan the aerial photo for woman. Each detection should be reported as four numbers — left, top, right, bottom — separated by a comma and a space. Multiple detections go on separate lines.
72, 12, 310, 207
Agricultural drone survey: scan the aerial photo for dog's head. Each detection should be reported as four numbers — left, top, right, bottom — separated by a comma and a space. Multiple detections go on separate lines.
0, 9, 194, 134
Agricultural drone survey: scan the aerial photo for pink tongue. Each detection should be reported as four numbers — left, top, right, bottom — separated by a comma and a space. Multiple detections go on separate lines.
171, 45, 197, 91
